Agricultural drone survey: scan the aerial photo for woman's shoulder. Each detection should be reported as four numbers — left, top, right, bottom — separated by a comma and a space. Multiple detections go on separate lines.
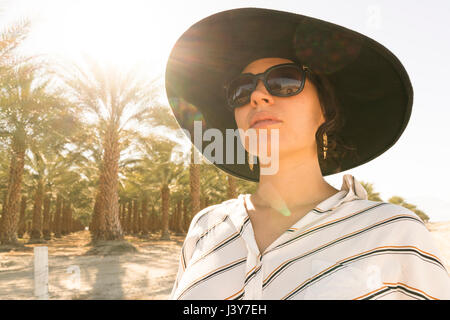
337, 199, 437, 250
336, 198, 445, 260
339, 198, 425, 224
333, 199, 430, 242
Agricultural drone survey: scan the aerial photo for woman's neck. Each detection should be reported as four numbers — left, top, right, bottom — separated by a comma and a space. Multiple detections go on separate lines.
253, 150, 339, 212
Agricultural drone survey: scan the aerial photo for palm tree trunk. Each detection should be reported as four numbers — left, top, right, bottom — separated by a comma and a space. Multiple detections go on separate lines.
17, 196, 27, 238
160, 184, 170, 240
91, 192, 105, 240
169, 204, 174, 232
141, 194, 149, 236
138, 200, 143, 234
176, 199, 185, 235
61, 198, 68, 235
150, 205, 156, 233
67, 202, 73, 233
227, 175, 238, 199
0, 133, 26, 245
50, 200, 56, 235
132, 199, 139, 235
174, 200, 180, 233
119, 201, 124, 230
42, 194, 51, 240
97, 125, 123, 240
54, 194, 62, 238
0, 191, 7, 239
183, 198, 190, 231
126, 200, 132, 234
29, 181, 44, 242
190, 145, 201, 219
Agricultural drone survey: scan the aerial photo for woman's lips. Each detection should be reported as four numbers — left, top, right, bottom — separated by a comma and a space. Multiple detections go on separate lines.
250, 119, 283, 129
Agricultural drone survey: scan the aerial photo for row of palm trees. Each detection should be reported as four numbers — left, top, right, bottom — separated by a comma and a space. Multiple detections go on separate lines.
14, 194, 85, 241
0, 18, 258, 246
0, 20, 73, 244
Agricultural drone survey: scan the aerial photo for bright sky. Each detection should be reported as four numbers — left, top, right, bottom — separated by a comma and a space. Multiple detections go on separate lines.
1, 0, 449, 221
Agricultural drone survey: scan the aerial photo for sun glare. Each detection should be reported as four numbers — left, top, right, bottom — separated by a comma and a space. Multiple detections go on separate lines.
5, 0, 185, 78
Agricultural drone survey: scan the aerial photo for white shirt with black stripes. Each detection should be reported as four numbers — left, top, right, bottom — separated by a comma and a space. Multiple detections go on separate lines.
170, 174, 450, 300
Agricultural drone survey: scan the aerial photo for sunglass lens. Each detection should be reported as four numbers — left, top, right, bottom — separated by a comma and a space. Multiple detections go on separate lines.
227, 75, 254, 108
266, 66, 303, 96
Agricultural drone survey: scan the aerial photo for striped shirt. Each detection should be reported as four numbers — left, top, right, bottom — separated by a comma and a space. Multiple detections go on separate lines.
170, 174, 450, 300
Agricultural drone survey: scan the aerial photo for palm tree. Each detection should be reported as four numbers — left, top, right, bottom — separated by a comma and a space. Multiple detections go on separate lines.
116, 103, 189, 239
0, 19, 30, 66
29, 172, 44, 242
0, 17, 77, 246
132, 134, 185, 240
147, 190, 161, 234
168, 172, 190, 235
26, 148, 49, 242
0, 19, 28, 243
0, 61, 73, 245
150, 102, 203, 233
57, 56, 161, 242
23, 117, 86, 241
55, 155, 95, 236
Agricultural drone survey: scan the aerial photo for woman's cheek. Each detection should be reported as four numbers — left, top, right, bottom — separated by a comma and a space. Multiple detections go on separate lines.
234, 109, 248, 130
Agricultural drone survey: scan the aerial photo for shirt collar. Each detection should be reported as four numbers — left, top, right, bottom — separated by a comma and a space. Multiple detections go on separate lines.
315, 174, 368, 212
230, 174, 367, 231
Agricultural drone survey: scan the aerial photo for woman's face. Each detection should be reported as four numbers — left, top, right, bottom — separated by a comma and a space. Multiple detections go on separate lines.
234, 57, 325, 159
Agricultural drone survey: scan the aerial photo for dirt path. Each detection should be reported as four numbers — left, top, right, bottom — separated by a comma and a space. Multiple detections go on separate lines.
1, 221, 449, 300
0, 230, 184, 300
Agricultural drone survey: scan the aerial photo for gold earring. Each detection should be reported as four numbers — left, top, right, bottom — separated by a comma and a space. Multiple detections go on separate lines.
248, 152, 254, 171
323, 132, 328, 160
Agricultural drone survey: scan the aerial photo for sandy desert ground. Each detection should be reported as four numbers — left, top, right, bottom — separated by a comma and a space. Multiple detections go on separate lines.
0, 231, 185, 300
0, 221, 449, 300
425, 221, 450, 273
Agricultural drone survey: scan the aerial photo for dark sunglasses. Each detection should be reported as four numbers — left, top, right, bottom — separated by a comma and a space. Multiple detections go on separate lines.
223, 63, 309, 110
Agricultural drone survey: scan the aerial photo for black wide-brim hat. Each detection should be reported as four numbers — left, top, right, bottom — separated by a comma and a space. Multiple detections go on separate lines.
165, 7, 413, 182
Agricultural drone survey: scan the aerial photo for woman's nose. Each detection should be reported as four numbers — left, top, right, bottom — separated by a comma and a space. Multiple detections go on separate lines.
250, 80, 275, 107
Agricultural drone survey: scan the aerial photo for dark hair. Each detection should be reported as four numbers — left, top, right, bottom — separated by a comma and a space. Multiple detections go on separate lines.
305, 67, 358, 174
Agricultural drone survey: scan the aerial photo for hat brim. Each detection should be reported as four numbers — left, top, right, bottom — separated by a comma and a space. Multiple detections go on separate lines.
165, 7, 413, 182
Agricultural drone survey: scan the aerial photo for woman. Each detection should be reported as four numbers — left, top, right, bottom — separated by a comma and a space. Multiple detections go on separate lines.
165, 8, 450, 299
